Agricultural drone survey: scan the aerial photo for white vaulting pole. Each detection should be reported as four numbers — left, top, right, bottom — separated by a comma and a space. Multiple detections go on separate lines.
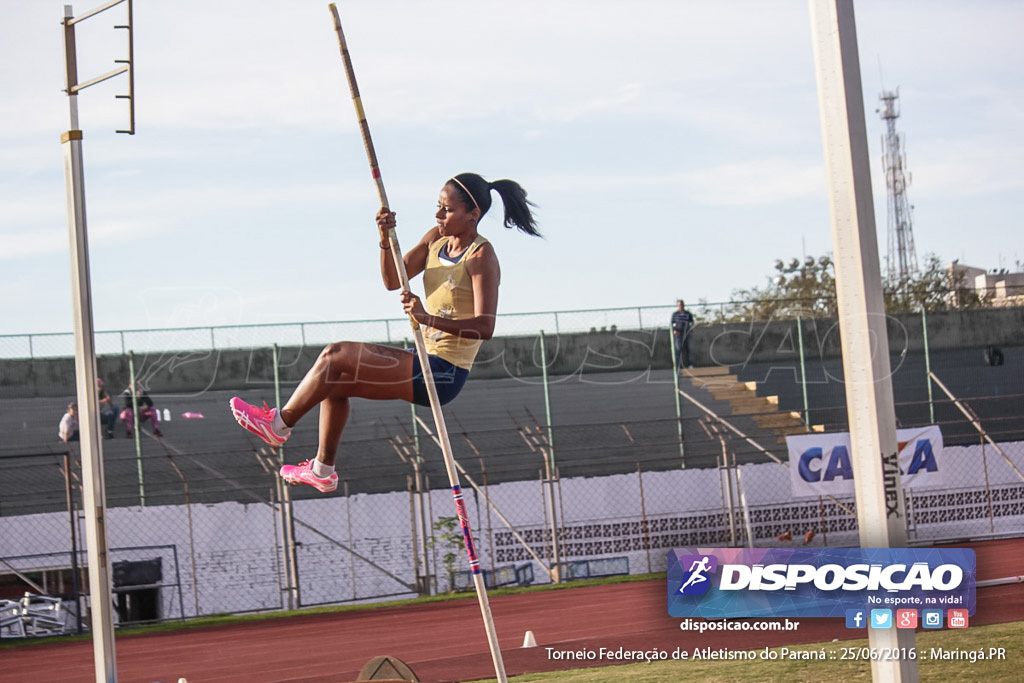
809, 1, 918, 681
327, 5, 507, 681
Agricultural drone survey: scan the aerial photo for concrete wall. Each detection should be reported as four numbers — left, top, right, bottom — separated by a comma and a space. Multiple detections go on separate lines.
3, 440, 1020, 618
1, 308, 1020, 398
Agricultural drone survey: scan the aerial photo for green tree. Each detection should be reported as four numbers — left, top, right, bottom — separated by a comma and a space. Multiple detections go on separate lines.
427, 516, 465, 593
723, 255, 837, 322
722, 252, 993, 322
884, 254, 991, 312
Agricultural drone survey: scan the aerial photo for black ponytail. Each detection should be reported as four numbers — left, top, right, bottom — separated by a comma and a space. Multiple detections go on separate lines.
449, 173, 541, 237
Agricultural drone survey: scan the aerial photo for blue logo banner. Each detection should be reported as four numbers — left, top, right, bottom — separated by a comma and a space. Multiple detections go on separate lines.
667, 547, 975, 618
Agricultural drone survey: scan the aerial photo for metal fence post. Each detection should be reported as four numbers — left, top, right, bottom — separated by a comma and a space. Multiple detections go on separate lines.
128, 350, 145, 506
539, 331, 562, 582
273, 344, 300, 610
981, 438, 995, 534
637, 463, 651, 573
539, 331, 556, 468
414, 458, 432, 595
670, 327, 685, 467
268, 482, 284, 612
922, 309, 935, 424
409, 401, 433, 595
483, 465, 494, 574
797, 315, 811, 426
62, 451, 83, 633
183, 481, 199, 617
348, 481, 359, 599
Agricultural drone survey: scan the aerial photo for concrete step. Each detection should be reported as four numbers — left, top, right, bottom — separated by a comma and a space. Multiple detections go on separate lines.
689, 375, 739, 389
683, 366, 732, 378
707, 385, 755, 399
741, 382, 780, 404
754, 412, 806, 428
775, 426, 814, 443
728, 399, 779, 414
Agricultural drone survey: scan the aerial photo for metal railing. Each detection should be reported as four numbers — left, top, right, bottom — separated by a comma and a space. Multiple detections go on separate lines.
0, 304, 691, 359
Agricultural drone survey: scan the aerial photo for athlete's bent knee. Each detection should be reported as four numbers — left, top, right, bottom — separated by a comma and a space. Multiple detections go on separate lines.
316, 341, 358, 381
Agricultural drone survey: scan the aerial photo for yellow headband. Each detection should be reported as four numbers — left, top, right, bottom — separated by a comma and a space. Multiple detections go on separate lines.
450, 177, 480, 211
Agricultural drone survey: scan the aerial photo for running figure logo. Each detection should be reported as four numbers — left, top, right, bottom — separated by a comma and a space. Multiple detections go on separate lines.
677, 554, 718, 595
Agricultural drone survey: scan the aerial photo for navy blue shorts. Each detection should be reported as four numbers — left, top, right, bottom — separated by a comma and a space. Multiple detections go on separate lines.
411, 354, 469, 407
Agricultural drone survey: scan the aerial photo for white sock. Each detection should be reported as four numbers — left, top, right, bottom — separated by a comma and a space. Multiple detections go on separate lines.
272, 410, 291, 434
310, 459, 334, 479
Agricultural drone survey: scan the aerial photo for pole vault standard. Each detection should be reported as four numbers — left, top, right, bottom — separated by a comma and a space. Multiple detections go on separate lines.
61, 2, 135, 680
326, 5, 507, 681
809, 1, 917, 681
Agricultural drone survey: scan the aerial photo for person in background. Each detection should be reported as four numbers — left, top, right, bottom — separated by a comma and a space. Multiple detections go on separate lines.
97, 378, 117, 439
121, 382, 162, 438
58, 402, 79, 443
671, 299, 695, 370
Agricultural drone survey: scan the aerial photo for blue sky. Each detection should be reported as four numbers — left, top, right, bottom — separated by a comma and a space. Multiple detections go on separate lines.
2, 1, 1022, 336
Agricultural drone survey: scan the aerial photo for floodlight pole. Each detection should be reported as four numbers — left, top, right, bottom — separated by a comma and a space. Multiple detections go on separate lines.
809, 1, 918, 681
61, 2, 134, 681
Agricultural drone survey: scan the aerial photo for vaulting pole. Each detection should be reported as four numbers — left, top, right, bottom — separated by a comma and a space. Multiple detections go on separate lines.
327, 5, 507, 680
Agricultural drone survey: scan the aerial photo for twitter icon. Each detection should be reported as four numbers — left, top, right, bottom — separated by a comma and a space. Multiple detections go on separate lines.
870, 609, 893, 628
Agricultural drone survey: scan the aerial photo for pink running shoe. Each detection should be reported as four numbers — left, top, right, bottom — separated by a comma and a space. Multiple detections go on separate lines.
229, 397, 290, 447
280, 460, 338, 493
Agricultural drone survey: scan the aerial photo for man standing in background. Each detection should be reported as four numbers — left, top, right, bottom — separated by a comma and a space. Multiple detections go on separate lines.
671, 299, 695, 371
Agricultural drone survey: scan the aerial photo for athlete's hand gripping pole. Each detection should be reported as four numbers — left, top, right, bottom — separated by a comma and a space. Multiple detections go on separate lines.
327, 6, 507, 682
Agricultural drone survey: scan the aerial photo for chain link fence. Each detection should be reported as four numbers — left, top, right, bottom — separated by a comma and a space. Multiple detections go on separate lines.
0, 306, 684, 362
1, 304, 1022, 635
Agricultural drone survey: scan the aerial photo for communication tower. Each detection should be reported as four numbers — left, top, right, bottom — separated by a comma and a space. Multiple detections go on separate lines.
879, 89, 919, 283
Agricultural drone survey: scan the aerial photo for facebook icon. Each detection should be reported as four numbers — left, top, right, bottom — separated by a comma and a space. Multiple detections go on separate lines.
845, 609, 866, 629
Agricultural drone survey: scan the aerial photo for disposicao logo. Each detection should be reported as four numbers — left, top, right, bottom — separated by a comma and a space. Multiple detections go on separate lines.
676, 555, 718, 596
667, 548, 975, 619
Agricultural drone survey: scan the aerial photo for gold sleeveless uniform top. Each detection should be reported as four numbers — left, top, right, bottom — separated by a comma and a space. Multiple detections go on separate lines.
422, 235, 492, 370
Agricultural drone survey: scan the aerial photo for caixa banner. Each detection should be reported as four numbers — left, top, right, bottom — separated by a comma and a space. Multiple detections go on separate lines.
667, 547, 975, 618
786, 425, 943, 497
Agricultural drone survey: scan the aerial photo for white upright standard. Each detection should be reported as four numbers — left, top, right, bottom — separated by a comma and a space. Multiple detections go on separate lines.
61, 2, 136, 679
808, 1, 919, 681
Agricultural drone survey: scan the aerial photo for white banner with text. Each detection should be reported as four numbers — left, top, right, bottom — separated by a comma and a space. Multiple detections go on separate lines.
787, 426, 944, 497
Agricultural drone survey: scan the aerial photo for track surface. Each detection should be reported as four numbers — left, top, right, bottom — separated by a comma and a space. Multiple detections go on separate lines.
4, 539, 1021, 682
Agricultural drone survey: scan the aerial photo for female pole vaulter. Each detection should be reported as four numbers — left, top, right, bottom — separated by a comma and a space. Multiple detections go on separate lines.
229, 172, 540, 492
